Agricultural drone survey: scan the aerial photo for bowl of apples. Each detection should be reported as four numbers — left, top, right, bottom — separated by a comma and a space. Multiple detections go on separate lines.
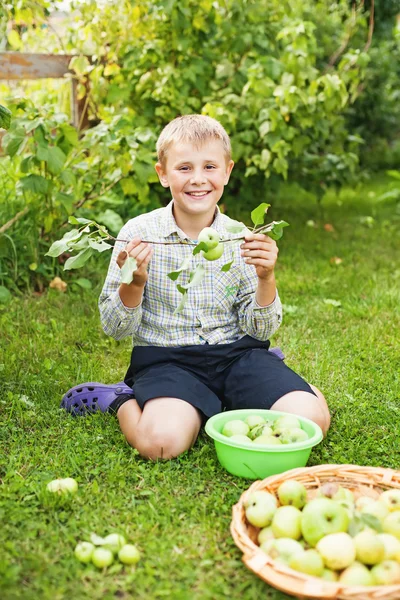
230, 464, 400, 600
204, 409, 323, 479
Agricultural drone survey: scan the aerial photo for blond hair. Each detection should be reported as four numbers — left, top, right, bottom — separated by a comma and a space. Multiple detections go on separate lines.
156, 114, 231, 165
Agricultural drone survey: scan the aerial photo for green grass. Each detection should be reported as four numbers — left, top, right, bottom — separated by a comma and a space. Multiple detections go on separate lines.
1, 176, 400, 600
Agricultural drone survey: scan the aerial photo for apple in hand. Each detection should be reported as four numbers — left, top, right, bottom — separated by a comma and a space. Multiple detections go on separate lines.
301, 498, 349, 547
289, 549, 324, 577
354, 530, 385, 565
46, 477, 78, 494
244, 491, 277, 528
261, 538, 304, 565
222, 420, 249, 437
273, 415, 301, 430
91, 547, 114, 569
272, 506, 302, 540
371, 560, 400, 585
339, 561, 374, 586
201, 242, 224, 261
74, 541, 95, 564
277, 480, 307, 509
198, 227, 220, 250
380, 490, 400, 513
279, 428, 308, 444
316, 532, 356, 570
118, 544, 141, 565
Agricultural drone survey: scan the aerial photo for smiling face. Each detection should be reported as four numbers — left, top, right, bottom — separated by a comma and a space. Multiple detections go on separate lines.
155, 139, 234, 234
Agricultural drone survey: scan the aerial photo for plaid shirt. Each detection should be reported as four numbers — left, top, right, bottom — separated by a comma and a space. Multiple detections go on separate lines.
99, 201, 282, 347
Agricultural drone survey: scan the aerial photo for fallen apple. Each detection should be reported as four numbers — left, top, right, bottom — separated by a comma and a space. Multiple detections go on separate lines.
46, 477, 78, 494
91, 547, 114, 569
273, 415, 301, 430
354, 529, 385, 565
201, 242, 224, 261
118, 544, 141, 565
277, 480, 307, 509
339, 561, 374, 586
316, 532, 356, 570
380, 490, 400, 513
371, 560, 400, 585
245, 491, 278, 528
103, 533, 127, 555
289, 549, 324, 577
222, 419, 249, 437
198, 226, 220, 250
301, 498, 349, 547
74, 541, 95, 564
272, 506, 302, 540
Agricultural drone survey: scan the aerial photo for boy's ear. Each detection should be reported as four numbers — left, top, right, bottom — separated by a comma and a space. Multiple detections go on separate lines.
224, 160, 235, 185
155, 162, 169, 188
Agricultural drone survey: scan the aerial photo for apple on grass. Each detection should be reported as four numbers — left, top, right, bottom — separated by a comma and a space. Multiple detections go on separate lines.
222, 419, 249, 437
301, 498, 349, 547
91, 547, 114, 569
289, 549, 324, 577
371, 560, 400, 585
244, 491, 277, 528
201, 243, 224, 261
74, 541, 95, 564
354, 530, 385, 565
271, 506, 302, 540
46, 477, 78, 494
118, 544, 141, 565
103, 533, 127, 554
339, 561, 374, 586
316, 532, 356, 570
277, 480, 307, 509
198, 226, 220, 250
261, 538, 304, 565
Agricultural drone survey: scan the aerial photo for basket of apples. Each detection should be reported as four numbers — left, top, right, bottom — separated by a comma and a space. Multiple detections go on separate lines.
231, 464, 400, 599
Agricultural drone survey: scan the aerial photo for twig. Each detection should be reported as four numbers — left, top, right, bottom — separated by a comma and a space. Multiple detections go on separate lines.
363, 0, 374, 53
327, 2, 357, 68
0, 206, 29, 234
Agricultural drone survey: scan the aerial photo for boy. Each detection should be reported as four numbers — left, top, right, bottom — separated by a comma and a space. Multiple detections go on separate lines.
61, 115, 330, 460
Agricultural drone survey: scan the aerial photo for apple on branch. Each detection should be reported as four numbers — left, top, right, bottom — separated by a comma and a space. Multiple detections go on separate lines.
197, 227, 220, 250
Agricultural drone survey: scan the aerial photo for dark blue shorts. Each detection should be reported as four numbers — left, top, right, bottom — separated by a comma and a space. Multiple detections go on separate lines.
124, 335, 316, 419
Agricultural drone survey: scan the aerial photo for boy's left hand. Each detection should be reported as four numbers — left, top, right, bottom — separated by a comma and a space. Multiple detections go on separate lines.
240, 233, 278, 280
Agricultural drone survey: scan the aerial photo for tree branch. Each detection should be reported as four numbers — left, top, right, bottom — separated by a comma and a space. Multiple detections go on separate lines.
0, 206, 29, 234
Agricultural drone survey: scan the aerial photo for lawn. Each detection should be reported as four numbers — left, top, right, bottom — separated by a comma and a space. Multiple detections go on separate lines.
1, 176, 400, 600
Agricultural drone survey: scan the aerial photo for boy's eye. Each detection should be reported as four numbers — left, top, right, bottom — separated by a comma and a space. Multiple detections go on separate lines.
179, 166, 189, 171
206, 165, 216, 170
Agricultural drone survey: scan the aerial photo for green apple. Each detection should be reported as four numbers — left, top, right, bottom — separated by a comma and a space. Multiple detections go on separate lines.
258, 526, 275, 545
317, 483, 354, 504
271, 506, 302, 540
377, 533, 400, 560
252, 435, 282, 445
355, 495, 375, 511
91, 547, 114, 569
277, 480, 307, 509
279, 428, 309, 444
103, 533, 127, 555
301, 498, 349, 547
321, 568, 339, 582
339, 561, 374, 586
201, 242, 224, 261
273, 415, 301, 430
118, 544, 141, 565
371, 560, 400, 585
261, 538, 304, 565
46, 477, 78, 494
316, 532, 356, 570
198, 226, 220, 250
249, 425, 273, 440
360, 499, 389, 523
380, 490, 400, 513
222, 419, 249, 437
244, 491, 278, 528
289, 549, 324, 576
74, 541, 95, 564
230, 434, 252, 444
245, 415, 266, 428
383, 511, 400, 539
354, 530, 385, 565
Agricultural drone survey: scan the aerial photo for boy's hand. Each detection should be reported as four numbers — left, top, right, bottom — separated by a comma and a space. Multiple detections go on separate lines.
117, 237, 153, 288
240, 233, 278, 281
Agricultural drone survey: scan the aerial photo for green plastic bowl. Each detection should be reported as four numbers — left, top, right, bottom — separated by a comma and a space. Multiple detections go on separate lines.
205, 409, 323, 479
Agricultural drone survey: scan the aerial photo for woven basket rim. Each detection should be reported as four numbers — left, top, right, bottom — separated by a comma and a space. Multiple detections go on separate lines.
230, 463, 400, 600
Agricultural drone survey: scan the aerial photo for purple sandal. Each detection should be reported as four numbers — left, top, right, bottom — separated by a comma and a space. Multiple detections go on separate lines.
60, 381, 133, 416
270, 347, 285, 360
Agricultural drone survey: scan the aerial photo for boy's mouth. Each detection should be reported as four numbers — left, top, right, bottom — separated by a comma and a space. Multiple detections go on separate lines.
185, 191, 211, 198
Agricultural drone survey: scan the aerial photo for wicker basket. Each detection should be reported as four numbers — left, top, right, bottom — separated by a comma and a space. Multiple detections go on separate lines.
231, 464, 400, 600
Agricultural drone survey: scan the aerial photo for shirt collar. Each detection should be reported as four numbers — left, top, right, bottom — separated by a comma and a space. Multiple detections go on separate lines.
160, 200, 224, 239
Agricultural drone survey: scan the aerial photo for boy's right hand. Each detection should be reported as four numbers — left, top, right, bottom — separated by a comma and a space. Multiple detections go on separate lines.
116, 237, 153, 288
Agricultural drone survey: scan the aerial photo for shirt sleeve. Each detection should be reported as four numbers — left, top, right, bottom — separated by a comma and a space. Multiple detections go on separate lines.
98, 221, 144, 341
233, 262, 283, 341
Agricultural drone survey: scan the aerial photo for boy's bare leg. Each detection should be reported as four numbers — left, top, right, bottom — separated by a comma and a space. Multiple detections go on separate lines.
117, 397, 202, 460
270, 385, 330, 436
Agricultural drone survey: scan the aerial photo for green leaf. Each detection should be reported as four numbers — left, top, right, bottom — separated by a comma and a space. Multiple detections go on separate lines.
2, 131, 26, 157
167, 271, 182, 281
45, 239, 70, 257
120, 256, 137, 284
69, 55, 91, 76
56, 192, 75, 214
174, 291, 189, 314
95, 209, 124, 234
36, 144, 49, 161
267, 220, 290, 240
186, 265, 206, 289
68, 216, 92, 225
47, 146, 67, 175
360, 513, 383, 533
225, 224, 246, 234
192, 241, 209, 256
19, 174, 50, 194
0, 285, 12, 304
73, 278, 93, 290
251, 203, 271, 227
64, 248, 94, 270
221, 259, 234, 272
0, 105, 12, 130
386, 170, 400, 181
167, 255, 192, 281
88, 239, 112, 252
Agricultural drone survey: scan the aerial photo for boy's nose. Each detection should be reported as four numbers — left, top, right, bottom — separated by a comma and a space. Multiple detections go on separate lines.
190, 170, 207, 185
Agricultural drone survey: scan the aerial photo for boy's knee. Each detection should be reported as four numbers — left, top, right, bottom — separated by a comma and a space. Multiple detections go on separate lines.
131, 425, 188, 460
